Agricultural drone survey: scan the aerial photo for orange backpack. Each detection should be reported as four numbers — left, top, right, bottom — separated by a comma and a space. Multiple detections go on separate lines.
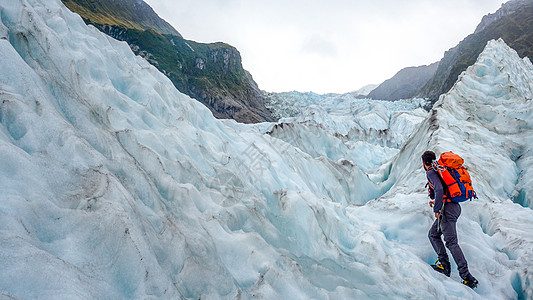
432, 152, 477, 202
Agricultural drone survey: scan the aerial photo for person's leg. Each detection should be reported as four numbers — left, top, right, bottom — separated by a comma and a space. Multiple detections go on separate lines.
428, 218, 448, 262
441, 204, 469, 278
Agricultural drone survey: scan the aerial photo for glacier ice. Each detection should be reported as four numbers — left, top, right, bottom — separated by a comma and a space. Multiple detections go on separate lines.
267, 96, 428, 174
0, 0, 532, 299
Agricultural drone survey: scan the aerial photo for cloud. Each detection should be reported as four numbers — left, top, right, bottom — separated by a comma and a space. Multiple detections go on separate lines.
300, 34, 339, 58
144, 0, 508, 93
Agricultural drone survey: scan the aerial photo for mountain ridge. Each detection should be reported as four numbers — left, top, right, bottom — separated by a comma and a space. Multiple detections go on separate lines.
367, 62, 438, 101
417, 0, 533, 103
368, 0, 533, 104
62, 0, 274, 123
62, 0, 180, 36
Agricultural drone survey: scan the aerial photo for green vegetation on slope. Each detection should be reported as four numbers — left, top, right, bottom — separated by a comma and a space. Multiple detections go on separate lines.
419, 2, 533, 103
62, 0, 179, 35
62, 0, 273, 123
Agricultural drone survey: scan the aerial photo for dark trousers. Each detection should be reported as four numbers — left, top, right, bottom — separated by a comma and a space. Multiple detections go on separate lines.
428, 202, 470, 278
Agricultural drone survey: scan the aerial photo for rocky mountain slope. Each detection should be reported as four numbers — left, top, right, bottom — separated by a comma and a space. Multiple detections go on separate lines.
368, 0, 533, 104
62, 0, 274, 123
367, 62, 438, 101
417, 0, 533, 103
62, 0, 179, 35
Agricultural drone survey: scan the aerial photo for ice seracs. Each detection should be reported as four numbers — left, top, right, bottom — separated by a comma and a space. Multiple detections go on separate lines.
373, 37, 533, 299
0, 0, 532, 299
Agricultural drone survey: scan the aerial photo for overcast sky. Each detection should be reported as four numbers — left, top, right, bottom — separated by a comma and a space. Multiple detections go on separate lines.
143, 0, 508, 94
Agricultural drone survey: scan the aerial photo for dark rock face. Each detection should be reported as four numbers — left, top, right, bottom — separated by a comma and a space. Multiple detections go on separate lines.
474, 0, 530, 34
369, 0, 533, 106
62, 0, 274, 123
367, 62, 438, 101
417, 0, 533, 104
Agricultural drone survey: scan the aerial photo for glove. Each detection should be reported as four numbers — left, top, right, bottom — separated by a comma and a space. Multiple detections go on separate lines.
428, 187, 435, 200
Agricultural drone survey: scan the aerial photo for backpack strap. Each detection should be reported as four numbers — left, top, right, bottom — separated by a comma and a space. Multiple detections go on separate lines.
430, 165, 451, 202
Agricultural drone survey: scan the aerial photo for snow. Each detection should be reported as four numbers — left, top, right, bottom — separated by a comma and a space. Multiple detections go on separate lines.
0, 0, 532, 299
351, 84, 379, 97
268, 96, 428, 173
264, 89, 426, 121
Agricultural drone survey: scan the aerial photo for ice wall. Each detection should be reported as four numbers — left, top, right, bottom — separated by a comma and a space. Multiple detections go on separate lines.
268, 97, 427, 173
0, 0, 532, 299
0, 0, 390, 298
377, 38, 533, 299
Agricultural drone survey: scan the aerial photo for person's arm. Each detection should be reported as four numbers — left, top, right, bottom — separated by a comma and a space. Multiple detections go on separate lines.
427, 170, 444, 216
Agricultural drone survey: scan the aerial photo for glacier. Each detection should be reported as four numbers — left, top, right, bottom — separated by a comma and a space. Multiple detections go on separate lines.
0, 0, 532, 299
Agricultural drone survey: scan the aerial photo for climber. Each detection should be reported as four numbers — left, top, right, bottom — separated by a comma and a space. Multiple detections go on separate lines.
422, 150, 479, 289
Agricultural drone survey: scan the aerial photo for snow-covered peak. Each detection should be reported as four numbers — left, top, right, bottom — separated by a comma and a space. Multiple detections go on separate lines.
351, 84, 378, 96
441, 38, 533, 109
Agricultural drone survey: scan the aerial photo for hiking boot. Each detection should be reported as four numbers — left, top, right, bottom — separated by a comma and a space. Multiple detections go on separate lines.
431, 259, 451, 277
462, 273, 479, 289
